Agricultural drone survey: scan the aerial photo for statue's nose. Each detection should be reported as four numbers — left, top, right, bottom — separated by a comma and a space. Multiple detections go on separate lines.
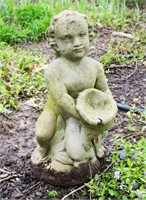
74, 37, 82, 47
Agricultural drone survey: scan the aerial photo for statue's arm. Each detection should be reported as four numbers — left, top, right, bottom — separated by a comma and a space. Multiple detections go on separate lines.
95, 62, 113, 97
45, 68, 80, 119
94, 62, 117, 125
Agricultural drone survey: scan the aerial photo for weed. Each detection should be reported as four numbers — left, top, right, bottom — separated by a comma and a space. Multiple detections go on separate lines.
47, 190, 58, 198
127, 110, 137, 122
127, 125, 136, 132
86, 137, 146, 199
0, 42, 47, 113
100, 37, 146, 67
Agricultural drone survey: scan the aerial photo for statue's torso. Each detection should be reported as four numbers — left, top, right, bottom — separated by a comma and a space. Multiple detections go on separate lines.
57, 57, 97, 98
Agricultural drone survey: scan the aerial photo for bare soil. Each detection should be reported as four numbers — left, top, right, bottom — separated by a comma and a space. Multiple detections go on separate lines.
0, 28, 146, 200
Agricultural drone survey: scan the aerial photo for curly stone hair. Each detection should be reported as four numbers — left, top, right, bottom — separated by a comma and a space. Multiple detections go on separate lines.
45, 10, 94, 57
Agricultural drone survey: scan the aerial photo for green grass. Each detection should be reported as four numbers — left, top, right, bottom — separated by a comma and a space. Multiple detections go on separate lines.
0, 0, 144, 44
0, 0, 53, 43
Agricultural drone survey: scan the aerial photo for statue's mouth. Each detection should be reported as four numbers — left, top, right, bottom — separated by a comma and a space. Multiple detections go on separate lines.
74, 47, 84, 52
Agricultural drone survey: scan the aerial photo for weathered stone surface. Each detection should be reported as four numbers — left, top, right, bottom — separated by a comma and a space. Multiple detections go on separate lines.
31, 10, 117, 186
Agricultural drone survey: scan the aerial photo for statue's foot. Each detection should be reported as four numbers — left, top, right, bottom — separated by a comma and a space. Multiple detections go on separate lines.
96, 145, 105, 158
31, 146, 48, 164
74, 159, 88, 168
50, 159, 73, 173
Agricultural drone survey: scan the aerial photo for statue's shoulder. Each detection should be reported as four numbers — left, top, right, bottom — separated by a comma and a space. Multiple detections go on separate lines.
85, 57, 103, 69
44, 59, 60, 77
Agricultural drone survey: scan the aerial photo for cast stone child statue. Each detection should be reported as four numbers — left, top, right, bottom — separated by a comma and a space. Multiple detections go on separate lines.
31, 10, 117, 186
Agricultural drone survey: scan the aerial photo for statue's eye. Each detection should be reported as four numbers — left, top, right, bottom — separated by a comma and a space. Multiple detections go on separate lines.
80, 33, 86, 37
66, 35, 72, 40
61, 36, 67, 40
61, 35, 72, 42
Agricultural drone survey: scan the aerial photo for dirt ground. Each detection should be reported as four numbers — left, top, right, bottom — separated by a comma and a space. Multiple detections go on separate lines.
0, 28, 146, 199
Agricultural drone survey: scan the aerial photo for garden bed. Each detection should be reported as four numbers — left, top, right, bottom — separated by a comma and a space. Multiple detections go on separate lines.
0, 27, 146, 199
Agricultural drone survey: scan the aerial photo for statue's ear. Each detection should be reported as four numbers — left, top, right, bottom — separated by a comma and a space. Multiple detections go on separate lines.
45, 26, 60, 57
45, 28, 49, 41
45, 26, 53, 40
88, 22, 95, 42
45, 28, 49, 35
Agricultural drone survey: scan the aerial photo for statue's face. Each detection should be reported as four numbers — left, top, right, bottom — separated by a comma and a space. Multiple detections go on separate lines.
55, 17, 89, 60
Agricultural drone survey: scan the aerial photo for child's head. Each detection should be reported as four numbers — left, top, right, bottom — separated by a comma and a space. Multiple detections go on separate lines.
46, 10, 94, 60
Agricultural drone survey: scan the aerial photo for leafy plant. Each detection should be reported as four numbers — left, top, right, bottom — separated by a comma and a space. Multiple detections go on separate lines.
86, 137, 146, 199
0, 42, 47, 113
47, 189, 58, 198
0, 0, 53, 43
100, 36, 146, 67
127, 125, 136, 132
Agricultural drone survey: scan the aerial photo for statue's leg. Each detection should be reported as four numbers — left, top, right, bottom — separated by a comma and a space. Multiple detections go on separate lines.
65, 118, 95, 164
65, 117, 87, 161
31, 108, 57, 164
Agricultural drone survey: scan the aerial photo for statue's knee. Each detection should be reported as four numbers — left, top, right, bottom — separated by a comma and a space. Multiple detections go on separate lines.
36, 124, 55, 142
36, 135, 49, 148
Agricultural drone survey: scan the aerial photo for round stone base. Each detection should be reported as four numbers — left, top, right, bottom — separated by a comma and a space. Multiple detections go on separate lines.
31, 159, 105, 186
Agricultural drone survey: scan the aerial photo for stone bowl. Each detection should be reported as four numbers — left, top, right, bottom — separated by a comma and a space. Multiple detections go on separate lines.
76, 88, 117, 128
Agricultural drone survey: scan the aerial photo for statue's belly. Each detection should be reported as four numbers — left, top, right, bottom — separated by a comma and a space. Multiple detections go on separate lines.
59, 63, 97, 98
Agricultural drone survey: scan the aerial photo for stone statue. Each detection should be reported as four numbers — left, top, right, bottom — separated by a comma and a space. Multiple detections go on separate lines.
31, 10, 117, 186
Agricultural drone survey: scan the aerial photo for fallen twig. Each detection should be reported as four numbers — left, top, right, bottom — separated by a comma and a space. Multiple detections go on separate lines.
62, 185, 85, 200
122, 133, 145, 140
1, 113, 16, 124
112, 31, 139, 40
22, 182, 41, 194
0, 182, 6, 189
0, 167, 23, 184
0, 168, 12, 174
0, 174, 22, 183
110, 64, 134, 69
62, 162, 113, 200
110, 132, 145, 143
125, 61, 138, 79
1, 112, 11, 119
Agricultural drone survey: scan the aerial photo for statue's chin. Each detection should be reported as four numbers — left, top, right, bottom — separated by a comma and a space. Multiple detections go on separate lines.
62, 51, 87, 61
